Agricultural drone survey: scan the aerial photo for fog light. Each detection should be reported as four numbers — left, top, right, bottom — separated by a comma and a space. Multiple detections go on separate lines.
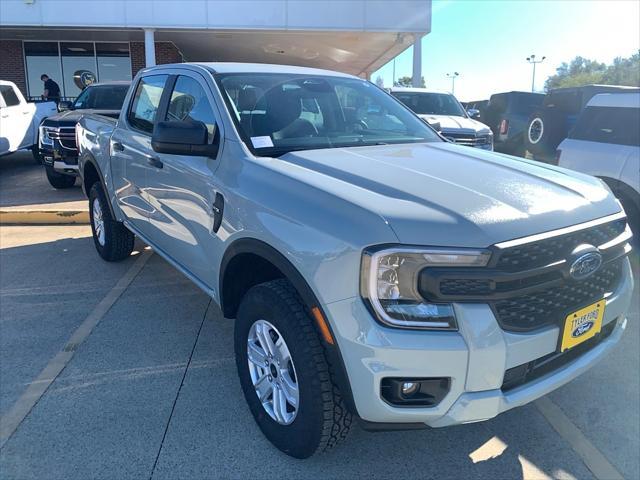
401, 382, 419, 396
381, 377, 450, 407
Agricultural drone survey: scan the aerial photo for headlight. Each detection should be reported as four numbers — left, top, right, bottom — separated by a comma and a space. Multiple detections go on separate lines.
361, 247, 491, 330
39, 125, 53, 146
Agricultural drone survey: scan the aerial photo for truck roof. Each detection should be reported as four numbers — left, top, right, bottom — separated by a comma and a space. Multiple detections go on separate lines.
156, 62, 361, 79
389, 87, 452, 95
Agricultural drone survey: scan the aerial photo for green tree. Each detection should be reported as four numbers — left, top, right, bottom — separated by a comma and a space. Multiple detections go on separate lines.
394, 76, 425, 87
545, 52, 639, 90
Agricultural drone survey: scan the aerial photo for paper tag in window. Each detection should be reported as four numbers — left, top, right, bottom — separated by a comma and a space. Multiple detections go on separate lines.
250, 136, 274, 148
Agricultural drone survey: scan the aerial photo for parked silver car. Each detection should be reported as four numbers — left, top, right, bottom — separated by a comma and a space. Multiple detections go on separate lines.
390, 87, 493, 150
77, 63, 634, 458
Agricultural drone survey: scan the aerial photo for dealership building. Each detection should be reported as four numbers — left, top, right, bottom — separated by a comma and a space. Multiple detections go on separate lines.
0, 0, 431, 99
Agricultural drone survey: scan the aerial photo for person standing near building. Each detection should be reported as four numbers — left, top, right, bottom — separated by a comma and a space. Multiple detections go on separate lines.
41, 74, 61, 103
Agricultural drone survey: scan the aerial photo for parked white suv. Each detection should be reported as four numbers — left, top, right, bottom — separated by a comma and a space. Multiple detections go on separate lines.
0, 80, 57, 160
390, 87, 493, 150
558, 93, 639, 235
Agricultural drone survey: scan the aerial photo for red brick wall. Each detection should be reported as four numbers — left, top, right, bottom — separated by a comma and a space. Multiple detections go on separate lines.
0, 40, 27, 96
130, 42, 183, 76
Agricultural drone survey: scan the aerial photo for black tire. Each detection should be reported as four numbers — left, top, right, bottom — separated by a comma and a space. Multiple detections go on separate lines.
88, 182, 134, 262
618, 191, 640, 244
524, 109, 567, 162
234, 279, 351, 458
31, 144, 42, 164
45, 165, 76, 189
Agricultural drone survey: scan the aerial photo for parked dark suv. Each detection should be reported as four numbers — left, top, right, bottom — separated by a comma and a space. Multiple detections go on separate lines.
482, 91, 544, 156
39, 81, 130, 188
523, 84, 639, 163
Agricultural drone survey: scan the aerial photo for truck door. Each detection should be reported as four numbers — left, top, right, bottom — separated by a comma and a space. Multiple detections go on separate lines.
111, 74, 169, 238
144, 73, 225, 289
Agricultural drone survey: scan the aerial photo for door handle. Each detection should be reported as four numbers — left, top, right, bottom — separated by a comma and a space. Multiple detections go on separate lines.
112, 141, 125, 152
146, 155, 163, 169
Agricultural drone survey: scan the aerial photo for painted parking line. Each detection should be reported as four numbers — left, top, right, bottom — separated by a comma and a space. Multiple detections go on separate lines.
535, 396, 624, 480
0, 250, 153, 449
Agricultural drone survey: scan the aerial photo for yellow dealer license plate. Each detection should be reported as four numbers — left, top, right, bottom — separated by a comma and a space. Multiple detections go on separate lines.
560, 300, 605, 352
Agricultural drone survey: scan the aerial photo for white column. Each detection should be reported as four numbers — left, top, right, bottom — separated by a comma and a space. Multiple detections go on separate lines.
144, 29, 156, 67
412, 35, 422, 87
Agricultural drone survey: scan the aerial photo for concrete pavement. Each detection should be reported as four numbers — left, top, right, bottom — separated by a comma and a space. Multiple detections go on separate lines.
0, 225, 638, 479
0, 151, 88, 225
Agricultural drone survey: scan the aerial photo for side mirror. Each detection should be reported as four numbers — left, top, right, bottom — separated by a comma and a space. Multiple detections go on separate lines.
58, 101, 73, 112
152, 120, 219, 157
467, 108, 481, 120
427, 120, 441, 132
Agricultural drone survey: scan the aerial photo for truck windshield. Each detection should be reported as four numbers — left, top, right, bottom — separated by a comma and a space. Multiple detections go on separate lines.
73, 85, 129, 110
391, 92, 466, 117
216, 73, 441, 156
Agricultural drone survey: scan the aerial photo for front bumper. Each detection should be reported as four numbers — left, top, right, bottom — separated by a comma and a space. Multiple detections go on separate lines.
41, 143, 79, 177
324, 257, 633, 427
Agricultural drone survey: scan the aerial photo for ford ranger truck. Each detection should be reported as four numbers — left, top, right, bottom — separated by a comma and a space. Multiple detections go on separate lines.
76, 63, 634, 459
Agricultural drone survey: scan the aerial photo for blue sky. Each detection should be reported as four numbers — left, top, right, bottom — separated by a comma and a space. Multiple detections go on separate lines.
372, 0, 640, 101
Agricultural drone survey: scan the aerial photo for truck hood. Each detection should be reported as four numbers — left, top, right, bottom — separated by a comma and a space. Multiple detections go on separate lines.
42, 109, 120, 127
276, 142, 621, 247
418, 114, 491, 134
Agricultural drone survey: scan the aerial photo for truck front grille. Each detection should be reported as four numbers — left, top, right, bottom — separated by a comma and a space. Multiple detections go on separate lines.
441, 130, 492, 147
493, 259, 622, 331
46, 126, 77, 151
418, 216, 630, 332
496, 218, 626, 272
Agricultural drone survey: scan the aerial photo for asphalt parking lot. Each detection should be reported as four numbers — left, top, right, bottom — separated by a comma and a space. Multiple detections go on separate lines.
0, 154, 639, 479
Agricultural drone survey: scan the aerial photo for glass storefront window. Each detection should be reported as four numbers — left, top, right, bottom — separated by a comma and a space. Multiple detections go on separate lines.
61, 42, 97, 98
24, 41, 132, 99
24, 42, 63, 100
96, 43, 132, 83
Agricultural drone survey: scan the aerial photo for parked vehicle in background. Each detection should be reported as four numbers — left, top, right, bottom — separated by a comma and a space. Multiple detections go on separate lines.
557, 93, 640, 236
0, 80, 56, 160
77, 63, 633, 458
524, 84, 639, 163
482, 91, 544, 156
464, 99, 489, 121
39, 81, 130, 188
390, 87, 493, 150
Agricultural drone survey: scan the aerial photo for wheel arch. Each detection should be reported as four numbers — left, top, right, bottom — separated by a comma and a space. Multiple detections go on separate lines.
80, 153, 115, 218
219, 237, 359, 416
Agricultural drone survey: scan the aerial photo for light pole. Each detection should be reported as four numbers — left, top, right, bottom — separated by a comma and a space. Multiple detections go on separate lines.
526, 54, 546, 92
446, 72, 459, 95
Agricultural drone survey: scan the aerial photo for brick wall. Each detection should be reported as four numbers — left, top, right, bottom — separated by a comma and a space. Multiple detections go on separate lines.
0, 40, 27, 96
130, 42, 183, 76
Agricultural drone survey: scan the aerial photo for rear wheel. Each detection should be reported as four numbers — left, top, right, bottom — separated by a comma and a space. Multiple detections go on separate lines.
89, 182, 134, 262
45, 165, 75, 189
234, 279, 351, 458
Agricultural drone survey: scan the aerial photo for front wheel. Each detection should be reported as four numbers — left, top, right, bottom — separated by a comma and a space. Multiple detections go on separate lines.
89, 182, 134, 262
45, 165, 75, 189
234, 279, 352, 458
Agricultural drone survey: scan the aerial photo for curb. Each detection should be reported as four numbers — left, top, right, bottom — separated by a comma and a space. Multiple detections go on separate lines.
0, 209, 90, 225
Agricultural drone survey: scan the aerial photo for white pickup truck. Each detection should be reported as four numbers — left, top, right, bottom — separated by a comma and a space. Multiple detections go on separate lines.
0, 80, 57, 160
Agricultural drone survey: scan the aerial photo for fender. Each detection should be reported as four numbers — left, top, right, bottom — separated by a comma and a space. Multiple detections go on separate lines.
220, 237, 360, 416
79, 152, 116, 218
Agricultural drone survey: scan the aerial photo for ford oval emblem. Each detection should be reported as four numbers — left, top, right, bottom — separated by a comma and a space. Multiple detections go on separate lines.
569, 252, 602, 280
572, 321, 594, 338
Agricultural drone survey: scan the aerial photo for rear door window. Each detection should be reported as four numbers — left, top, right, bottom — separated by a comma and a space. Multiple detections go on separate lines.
0, 85, 21, 107
128, 75, 168, 134
570, 106, 639, 146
